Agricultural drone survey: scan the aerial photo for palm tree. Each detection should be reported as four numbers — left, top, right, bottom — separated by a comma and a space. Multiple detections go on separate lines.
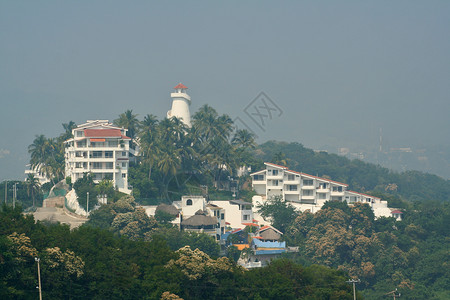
157, 150, 181, 200
28, 135, 54, 168
114, 109, 139, 139
61, 121, 76, 141
26, 174, 41, 208
192, 104, 219, 143
139, 114, 160, 179
232, 129, 257, 150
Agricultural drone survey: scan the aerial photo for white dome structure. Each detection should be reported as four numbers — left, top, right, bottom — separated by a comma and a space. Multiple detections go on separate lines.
167, 83, 191, 127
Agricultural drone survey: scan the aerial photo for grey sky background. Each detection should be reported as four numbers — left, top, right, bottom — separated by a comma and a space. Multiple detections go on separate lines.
1, 1, 449, 180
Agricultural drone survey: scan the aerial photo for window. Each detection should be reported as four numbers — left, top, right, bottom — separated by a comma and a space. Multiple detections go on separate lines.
319, 183, 328, 189
303, 179, 314, 186
105, 151, 113, 158
303, 190, 313, 196
332, 186, 343, 192
105, 173, 113, 180
122, 162, 127, 168
186, 199, 193, 206
76, 131, 83, 137
318, 193, 327, 199
108, 140, 118, 147
243, 214, 249, 221
253, 174, 264, 181
287, 174, 296, 181
221, 213, 225, 220
105, 162, 113, 169
92, 162, 101, 169
122, 173, 126, 178
272, 170, 279, 176
288, 185, 297, 191
92, 151, 102, 158
122, 152, 127, 157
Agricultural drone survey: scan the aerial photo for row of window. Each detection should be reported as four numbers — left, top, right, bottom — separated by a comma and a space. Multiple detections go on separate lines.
74, 162, 127, 169
74, 151, 127, 158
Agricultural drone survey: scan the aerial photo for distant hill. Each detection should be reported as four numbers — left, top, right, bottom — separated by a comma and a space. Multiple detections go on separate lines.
256, 141, 450, 203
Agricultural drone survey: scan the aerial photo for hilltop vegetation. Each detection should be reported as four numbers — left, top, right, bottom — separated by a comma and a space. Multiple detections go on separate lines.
279, 200, 450, 299
0, 205, 355, 299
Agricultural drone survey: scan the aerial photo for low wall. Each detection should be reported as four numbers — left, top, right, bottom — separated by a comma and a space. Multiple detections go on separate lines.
43, 196, 65, 208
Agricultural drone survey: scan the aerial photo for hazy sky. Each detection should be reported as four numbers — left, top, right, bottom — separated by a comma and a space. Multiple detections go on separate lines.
1, 1, 449, 180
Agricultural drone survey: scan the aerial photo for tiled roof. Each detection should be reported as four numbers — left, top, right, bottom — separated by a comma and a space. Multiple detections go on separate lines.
174, 83, 188, 89
242, 222, 259, 227
391, 210, 403, 214
85, 129, 122, 138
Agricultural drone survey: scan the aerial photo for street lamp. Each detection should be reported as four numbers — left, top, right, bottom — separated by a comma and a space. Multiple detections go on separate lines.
35, 257, 42, 300
346, 278, 360, 300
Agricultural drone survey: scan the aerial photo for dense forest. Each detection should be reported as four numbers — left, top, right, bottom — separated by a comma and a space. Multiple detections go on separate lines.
2, 106, 449, 299
0, 204, 355, 299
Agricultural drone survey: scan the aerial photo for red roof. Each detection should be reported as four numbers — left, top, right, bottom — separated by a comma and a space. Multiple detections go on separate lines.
391, 210, 403, 214
85, 129, 121, 138
84, 129, 131, 140
174, 83, 188, 89
225, 222, 230, 225
242, 223, 259, 227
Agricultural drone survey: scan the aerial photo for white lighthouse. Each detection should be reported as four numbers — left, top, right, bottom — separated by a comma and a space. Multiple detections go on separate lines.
167, 83, 192, 127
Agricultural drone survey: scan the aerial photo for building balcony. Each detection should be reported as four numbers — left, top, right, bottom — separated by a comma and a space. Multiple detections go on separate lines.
266, 174, 283, 180
284, 190, 300, 194
252, 180, 267, 185
284, 179, 300, 184
302, 185, 315, 190
317, 187, 330, 192
301, 195, 315, 200
267, 185, 282, 189
331, 191, 345, 196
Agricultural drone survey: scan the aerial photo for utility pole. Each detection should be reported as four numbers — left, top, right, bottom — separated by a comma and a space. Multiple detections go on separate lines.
4, 180, 7, 204
86, 192, 89, 214
385, 288, 401, 299
13, 183, 17, 209
35, 257, 42, 300
346, 278, 360, 300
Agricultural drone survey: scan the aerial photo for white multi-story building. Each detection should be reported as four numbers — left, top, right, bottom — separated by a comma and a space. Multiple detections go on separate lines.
24, 164, 51, 185
64, 120, 132, 194
251, 162, 393, 218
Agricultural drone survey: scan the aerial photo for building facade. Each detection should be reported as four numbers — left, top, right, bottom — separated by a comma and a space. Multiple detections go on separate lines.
64, 120, 132, 194
251, 162, 393, 217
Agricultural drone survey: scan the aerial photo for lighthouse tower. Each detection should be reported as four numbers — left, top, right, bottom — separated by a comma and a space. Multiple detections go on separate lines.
167, 83, 191, 127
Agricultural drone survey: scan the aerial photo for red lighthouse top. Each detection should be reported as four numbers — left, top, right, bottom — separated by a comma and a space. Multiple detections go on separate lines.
174, 83, 188, 89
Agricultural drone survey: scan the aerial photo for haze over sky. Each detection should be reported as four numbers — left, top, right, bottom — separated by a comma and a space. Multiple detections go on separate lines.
1, 1, 449, 180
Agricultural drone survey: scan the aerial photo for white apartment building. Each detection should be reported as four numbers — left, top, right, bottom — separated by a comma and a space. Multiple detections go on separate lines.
64, 120, 132, 194
251, 162, 393, 218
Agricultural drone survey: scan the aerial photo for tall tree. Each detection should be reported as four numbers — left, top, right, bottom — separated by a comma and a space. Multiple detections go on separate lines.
114, 109, 139, 139
139, 114, 160, 179
25, 174, 41, 208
